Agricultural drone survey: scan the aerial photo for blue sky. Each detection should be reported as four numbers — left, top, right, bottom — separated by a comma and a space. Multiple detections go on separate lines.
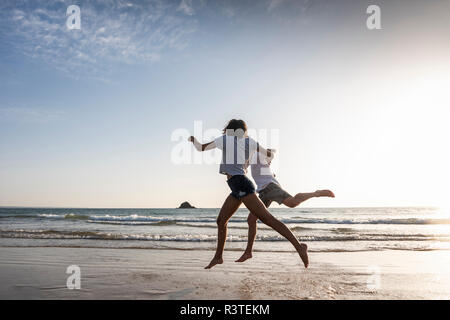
1, 0, 450, 208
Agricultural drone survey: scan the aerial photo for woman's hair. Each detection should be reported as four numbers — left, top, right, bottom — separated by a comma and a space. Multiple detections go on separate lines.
222, 119, 248, 136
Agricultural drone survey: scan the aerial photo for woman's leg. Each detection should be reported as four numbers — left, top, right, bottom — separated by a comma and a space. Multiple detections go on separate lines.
235, 213, 258, 262
241, 193, 309, 268
283, 190, 335, 208
205, 194, 242, 269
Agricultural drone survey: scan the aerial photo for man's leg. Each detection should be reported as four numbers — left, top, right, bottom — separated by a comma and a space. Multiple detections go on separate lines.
236, 199, 271, 263
235, 213, 258, 262
283, 190, 335, 208
205, 194, 242, 269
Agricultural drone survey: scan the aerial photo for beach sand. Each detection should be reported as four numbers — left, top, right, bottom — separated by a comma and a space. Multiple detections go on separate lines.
0, 247, 449, 299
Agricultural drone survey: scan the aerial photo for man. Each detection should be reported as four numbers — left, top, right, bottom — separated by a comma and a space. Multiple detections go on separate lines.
236, 150, 335, 263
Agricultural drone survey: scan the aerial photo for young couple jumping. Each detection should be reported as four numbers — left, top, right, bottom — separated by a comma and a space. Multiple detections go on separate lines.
189, 119, 334, 269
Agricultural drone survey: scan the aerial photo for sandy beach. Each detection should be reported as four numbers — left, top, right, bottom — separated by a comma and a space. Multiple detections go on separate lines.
1, 247, 449, 300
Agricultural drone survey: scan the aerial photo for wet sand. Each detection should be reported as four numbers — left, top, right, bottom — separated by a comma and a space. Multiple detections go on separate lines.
0, 247, 449, 299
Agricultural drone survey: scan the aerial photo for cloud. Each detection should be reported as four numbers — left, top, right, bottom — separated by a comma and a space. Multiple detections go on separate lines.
268, 0, 285, 12
0, 0, 316, 83
177, 0, 195, 16
267, 0, 311, 13
0, 0, 197, 81
0, 107, 64, 123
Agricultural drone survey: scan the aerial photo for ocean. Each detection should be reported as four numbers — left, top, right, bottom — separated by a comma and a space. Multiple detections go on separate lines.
1, 207, 450, 253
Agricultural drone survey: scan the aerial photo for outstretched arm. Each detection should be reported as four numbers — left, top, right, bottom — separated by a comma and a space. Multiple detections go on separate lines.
188, 136, 216, 152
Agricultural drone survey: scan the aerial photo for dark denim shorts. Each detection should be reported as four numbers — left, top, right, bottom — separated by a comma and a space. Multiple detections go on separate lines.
227, 175, 256, 200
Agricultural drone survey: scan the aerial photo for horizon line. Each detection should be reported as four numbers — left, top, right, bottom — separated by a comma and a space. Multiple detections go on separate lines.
0, 205, 439, 210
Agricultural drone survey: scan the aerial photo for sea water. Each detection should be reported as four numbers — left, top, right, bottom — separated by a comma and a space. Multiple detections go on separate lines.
1, 207, 449, 253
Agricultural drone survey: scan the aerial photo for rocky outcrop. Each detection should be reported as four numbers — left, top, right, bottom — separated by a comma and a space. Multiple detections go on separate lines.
178, 201, 195, 209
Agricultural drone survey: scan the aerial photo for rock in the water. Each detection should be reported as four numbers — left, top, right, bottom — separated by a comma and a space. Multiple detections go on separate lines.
178, 201, 195, 209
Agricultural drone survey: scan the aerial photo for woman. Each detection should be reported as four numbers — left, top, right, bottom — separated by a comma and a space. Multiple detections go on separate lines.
188, 119, 308, 269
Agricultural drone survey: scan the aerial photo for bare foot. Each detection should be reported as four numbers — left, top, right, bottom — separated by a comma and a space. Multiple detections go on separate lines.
315, 190, 335, 198
204, 257, 223, 269
298, 243, 309, 268
235, 252, 252, 263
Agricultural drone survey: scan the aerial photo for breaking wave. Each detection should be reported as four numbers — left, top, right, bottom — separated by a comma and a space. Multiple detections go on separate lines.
1, 229, 450, 242
2, 213, 449, 225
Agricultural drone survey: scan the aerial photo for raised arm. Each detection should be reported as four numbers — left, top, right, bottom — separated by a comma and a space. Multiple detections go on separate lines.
188, 136, 216, 152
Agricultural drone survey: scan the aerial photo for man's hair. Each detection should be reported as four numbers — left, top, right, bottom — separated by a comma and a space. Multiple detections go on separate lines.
222, 119, 248, 136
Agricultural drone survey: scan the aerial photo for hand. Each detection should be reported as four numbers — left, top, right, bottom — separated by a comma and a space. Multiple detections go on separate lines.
266, 148, 276, 161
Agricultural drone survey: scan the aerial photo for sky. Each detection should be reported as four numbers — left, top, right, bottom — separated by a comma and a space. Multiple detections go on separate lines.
0, 0, 449, 208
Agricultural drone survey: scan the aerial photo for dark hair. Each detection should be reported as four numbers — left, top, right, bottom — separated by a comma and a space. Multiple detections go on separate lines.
222, 119, 248, 136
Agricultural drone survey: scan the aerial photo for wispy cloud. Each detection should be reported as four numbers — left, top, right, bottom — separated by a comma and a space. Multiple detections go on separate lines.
0, 107, 64, 123
0, 0, 315, 82
268, 0, 285, 12
177, 0, 195, 16
0, 0, 197, 81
